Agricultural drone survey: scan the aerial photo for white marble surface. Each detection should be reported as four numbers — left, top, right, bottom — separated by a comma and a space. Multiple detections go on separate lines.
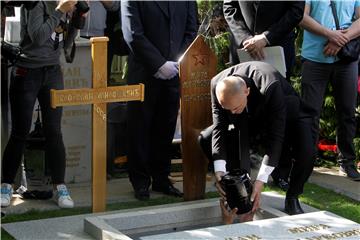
142, 211, 360, 240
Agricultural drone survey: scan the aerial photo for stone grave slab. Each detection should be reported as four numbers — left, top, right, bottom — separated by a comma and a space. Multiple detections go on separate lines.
2, 192, 318, 240
84, 198, 281, 240
142, 211, 360, 240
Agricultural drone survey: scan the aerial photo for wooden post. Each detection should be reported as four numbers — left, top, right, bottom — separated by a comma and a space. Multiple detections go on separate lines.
179, 35, 218, 200
91, 37, 108, 213
51, 37, 144, 212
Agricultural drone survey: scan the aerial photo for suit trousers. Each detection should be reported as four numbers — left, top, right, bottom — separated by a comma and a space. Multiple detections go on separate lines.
126, 77, 180, 190
199, 117, 316, 198
199, 113, 252, 176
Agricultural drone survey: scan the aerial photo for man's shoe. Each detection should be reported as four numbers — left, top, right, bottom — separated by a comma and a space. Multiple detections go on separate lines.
285, 197, 304, 215
1, 183, 13, 207
134, 187, 150, 201
152, 184, 183, 197
54, 184, 74, 208
274, 178, 290, 191
339, 164, 360, 181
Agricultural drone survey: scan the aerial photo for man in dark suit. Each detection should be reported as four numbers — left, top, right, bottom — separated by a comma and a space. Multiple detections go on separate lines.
223, 0, 304, 79
223, 0, 305, 189
199, 61, 315, 217
121, 1, 198, 200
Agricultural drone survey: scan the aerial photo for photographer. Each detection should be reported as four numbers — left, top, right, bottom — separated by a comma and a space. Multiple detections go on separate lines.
1, 0, 80, 208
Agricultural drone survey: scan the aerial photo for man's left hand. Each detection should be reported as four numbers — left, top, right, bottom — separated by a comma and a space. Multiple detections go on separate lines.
323, 41, 341, 57
243, 34, 267, 60
250, 180, 264, 213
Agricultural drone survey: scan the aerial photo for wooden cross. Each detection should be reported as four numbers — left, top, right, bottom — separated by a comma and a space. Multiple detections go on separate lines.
51, 37, 144, 212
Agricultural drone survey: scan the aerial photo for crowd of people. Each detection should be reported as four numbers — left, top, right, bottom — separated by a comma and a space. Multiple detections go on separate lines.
0, 1, 359, 225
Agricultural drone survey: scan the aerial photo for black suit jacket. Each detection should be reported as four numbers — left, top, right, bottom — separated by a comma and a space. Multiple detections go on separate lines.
223, 0, 305, 47
211, 61, 300, 168
121, 1, 198, 84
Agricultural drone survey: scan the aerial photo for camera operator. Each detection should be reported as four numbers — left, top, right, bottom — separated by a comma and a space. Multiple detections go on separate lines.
1, 0, 80, 209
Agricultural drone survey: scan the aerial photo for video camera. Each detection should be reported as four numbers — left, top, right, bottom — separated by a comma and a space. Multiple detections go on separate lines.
1, 40, 21, 65
2, 1, 38, 10
220, 169, 253, 214
71, 0, 90, 29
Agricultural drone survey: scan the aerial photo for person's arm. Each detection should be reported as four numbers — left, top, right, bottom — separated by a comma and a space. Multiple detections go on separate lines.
343, 6, 360, 40
242, 1, 304, 60
26, 1, 75, 46
299, 3, 349, 47
179, 1, 198, 57
121, 0, 166, 74
100, 0, 119, 12
211, 79, 229, 198
223, 0, 252, 48
263, 1, 305, 45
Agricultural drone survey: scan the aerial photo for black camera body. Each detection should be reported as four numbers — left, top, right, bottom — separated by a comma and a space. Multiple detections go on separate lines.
1, 41, 21, 64
71, 1, 90, 29
3, 1, 38, 10
220, 169, 253, 214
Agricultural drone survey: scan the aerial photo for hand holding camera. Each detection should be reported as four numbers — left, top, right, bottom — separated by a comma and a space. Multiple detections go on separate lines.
56, 0, 77, 14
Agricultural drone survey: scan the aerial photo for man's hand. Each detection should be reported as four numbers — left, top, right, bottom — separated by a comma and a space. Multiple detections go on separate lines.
242, 34, 267, 60
323, 41, 342, 56
250, 180, 264, 213
215, 171, 226, 198
153, 61, 179, 80
326, 29, 349, 47
238, 211, 254, 223
220, 198, 237, 225
56, 0, 77, 14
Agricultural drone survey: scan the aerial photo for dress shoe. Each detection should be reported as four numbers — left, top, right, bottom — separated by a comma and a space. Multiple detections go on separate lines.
274, 178, 290, 191
285, 197, 304, 215
152, 184, 183, 197
134, 187, 150, 201
339, 164, 360, 181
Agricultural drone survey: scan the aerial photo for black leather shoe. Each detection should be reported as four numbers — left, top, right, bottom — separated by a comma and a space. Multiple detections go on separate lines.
134, 187, 150, 201
152, 184, 183, 197
285, 197, 304, 215
339, 164, 360, 181
274, 178, 290, 191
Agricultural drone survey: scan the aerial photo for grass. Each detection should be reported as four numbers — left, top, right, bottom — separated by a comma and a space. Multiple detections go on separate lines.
1, 183, 359, 240
269, 183, 360, 223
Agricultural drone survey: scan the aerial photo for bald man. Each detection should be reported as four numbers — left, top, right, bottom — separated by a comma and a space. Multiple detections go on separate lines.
199, 61, 316, 219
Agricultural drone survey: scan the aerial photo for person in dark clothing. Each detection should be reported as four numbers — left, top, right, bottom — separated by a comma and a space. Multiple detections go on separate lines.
121, 1, 198, 200
199, 61, 316, 218
223, 1, 305, 190
300, 0, 360, 180
1, 0, 78, 208
223, 0, 304, 79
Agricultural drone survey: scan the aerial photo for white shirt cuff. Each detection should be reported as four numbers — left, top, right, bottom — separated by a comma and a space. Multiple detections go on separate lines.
261, 33, 270, 45
214, 160, 226, 173
256, 158, 274, 183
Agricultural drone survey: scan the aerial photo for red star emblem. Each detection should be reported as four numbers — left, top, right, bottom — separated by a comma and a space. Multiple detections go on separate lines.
192, 54, 209, 66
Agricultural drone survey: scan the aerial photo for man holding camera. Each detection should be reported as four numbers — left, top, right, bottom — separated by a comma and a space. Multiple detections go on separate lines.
1, 0, 80, 208
199, 62, 316, 221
